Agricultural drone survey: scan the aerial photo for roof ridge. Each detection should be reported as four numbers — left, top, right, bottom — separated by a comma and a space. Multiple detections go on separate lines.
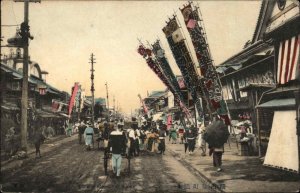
252, 0, 266, 44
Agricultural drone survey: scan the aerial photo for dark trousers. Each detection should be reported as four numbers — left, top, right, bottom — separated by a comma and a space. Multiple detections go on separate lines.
129, 138, 139, 156
147, 138, 153, 151
35, 143, 41, 157
78, 133, 83, 144
158, 139, 165, 153
213, 152, 223, 167
187, 139, 195, 152
134, 139, 140, 155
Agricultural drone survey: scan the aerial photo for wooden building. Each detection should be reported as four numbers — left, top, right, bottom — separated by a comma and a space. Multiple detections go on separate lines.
217, 0, 299, 172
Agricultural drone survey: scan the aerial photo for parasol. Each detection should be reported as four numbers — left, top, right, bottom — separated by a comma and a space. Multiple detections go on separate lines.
203, 120, 230, 148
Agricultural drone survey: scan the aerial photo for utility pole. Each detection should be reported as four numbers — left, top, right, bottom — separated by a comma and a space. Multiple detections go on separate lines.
77, 85, 81, 122
113, 95, 115, 117
89, 53, 96, 125
105, 82, 109, 120
14, 0, 40, 153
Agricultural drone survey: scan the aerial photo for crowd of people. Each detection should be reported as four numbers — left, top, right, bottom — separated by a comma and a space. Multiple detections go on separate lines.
28, 116, 227, 174
71, 116, 228, 176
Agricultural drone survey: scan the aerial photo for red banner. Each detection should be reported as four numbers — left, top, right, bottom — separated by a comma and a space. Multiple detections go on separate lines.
138, 94, 148, 114
68, 83, 79, 116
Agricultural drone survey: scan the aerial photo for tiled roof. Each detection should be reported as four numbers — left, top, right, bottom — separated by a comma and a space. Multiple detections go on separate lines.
1, 63, 63, 96
252, 0, 267, 43
148, 90, 166, 98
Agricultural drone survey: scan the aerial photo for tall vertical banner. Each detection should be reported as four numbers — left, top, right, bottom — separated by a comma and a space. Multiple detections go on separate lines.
162, 17, 204, 121
151, 40, 186, 106
75, 85, 81, 112
167, 114, 172, 129
138, 94, 148, 114
137, 45, 173, 91
68, 82, 79, 116
181, 3, 231, 125
137, 43, 193, 123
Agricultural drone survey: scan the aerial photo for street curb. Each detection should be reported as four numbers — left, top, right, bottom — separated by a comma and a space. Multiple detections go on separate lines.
1, 135, 77, 174
167, 149, 225, 193
1, 135, 67, 165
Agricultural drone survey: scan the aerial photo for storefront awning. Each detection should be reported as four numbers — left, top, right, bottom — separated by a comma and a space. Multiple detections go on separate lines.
36, 110, 60, 118
256, 98, 295, 109
1, 103, 19, 111
239, 83, 275, 92
227, 100, 251, 110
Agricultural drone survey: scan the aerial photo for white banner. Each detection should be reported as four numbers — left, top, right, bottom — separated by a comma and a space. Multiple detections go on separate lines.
264, 110, 299, 172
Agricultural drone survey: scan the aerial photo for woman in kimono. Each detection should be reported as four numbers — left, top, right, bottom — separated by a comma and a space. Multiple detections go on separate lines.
170, 123, 177, 144
84, 122, 94, 150
65, 121, 73, 137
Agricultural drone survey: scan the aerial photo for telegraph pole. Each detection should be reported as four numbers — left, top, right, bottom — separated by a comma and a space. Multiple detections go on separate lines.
113, 95, 115, 117
105, 82, 109, 120
14, 0, 40, 152
77, 85, 81, 122
89, 53, 96, 125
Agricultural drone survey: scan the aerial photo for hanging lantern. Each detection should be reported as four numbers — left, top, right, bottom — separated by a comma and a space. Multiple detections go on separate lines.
38, 84, 47, 95
39, 87, 46, 95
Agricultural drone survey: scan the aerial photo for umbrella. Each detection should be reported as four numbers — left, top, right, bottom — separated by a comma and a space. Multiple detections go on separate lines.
203, 120, 230, 148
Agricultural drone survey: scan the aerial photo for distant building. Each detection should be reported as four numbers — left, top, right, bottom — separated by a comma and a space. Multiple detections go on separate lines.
144, 90, 168, 113
1, 53, 69, 141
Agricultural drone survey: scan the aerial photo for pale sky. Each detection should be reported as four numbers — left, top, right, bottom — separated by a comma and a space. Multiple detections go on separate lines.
1, 0, 261, 114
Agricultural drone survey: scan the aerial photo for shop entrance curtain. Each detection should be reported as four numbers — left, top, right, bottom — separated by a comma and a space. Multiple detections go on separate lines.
264, 110, 299, 172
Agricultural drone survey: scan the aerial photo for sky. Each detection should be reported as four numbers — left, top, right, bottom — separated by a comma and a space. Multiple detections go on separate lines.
1, 0, 261, 114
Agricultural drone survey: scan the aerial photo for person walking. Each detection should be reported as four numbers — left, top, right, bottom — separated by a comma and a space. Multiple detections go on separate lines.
158, 123, 167, 154
103, 121, 112, 175
209, 145, 224, 172
78, 121, 86, 144
33, 127, 46, 158
139, 127, 146, 151
146, 129, 156, 152
128, 121, 139, 156
197, 122, 206, 156
65, 121, 73, 137
169, 123, 177, 144
108, 123, 127, 177
102, 121, 111, 149
184, 125, 196, 155
177, 124, 184, 144
84, 122, 94, 150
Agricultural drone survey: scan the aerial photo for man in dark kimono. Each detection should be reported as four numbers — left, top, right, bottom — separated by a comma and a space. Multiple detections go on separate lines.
158, 123, 167, 155
33, 128, 46, 158
184, 125, 197, 155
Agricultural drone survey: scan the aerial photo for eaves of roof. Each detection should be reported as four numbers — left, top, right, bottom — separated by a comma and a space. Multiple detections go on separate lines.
218, 40, 275, 67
